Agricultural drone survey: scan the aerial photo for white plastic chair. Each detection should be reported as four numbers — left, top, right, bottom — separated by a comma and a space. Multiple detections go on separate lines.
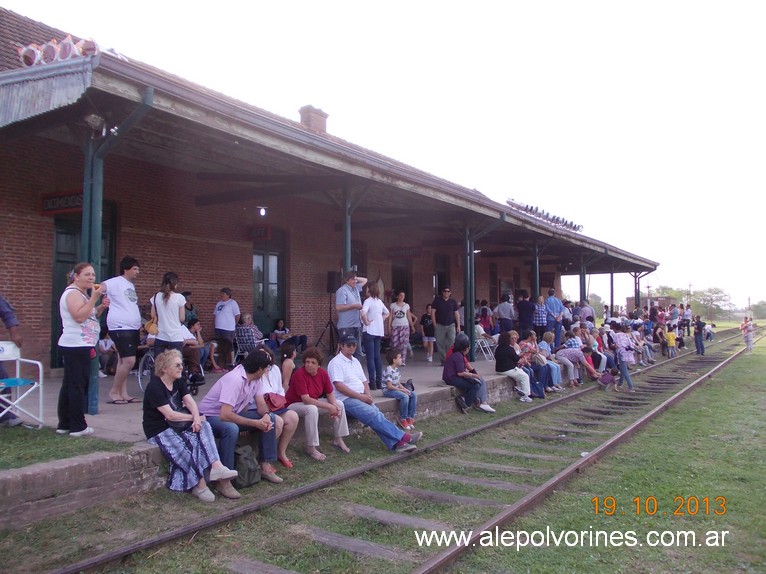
0, 341, 44, 428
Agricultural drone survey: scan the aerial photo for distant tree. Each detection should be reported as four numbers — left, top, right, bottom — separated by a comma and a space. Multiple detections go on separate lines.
749, 301, 766, 320
588, 293, 604, 310
693, 288, 733, 321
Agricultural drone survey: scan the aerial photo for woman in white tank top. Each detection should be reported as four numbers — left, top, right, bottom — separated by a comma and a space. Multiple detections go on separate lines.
57, 262, 109, 436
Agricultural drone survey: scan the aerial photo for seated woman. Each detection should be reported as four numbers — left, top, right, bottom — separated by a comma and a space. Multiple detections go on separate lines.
494, 332, 533, 403
279, 343, 297, 389
142, 349, 238, 502
442, 336, 495, 413
518, 330, 559, 393
236, 314, 265, 353
252, 346, 299, 469
538, 331, 564, 389
508, 331, 546, 398
270, 318, 308, 353
284, 347, 350, 461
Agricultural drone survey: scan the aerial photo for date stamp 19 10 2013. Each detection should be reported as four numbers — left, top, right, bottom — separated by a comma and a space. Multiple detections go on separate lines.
591, 496, 727, 516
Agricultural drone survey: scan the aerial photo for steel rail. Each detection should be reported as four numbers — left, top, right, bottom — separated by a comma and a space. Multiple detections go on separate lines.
411, 334, 758, 574
46, 330, 747, 574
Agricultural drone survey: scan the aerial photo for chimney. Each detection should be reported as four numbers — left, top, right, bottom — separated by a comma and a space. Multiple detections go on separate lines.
299, 105, 329, 133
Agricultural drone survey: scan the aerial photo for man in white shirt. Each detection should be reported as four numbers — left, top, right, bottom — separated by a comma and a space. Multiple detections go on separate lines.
101, 256, 141, 404
214, 287, 241, 369
327, 334, 421, 453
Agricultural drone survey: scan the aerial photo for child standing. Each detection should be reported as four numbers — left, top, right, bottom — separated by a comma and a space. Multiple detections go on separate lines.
665, 328, 678, 358
97, 330, 117, 378
419, 304, 436, 362
382, 349, 418, 430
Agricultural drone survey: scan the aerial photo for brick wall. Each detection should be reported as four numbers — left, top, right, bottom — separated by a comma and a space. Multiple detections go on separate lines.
0, 446, 163, 529
1, 135, 548, 369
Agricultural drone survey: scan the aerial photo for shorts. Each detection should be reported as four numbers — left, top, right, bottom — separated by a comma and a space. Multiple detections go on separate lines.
214, 329, 235, 342
109, 330, 140, 357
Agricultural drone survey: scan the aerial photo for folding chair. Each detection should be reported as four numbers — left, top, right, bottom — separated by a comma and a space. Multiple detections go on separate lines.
0, 341, 44, 428
233, 329, 268, 364
475, 337, 497, 361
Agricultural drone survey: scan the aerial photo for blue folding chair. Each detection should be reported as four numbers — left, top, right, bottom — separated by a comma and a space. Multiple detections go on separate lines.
0, 341, 44, 428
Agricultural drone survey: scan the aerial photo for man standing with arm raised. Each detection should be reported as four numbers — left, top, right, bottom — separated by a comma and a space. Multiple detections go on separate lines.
335, 270, 367, 360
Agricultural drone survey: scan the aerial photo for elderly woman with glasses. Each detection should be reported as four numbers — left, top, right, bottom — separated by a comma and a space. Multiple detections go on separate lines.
142, 349, 238, 502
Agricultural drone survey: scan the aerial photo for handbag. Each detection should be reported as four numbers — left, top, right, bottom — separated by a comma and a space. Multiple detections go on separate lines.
533, 353, 548, 366
403, 378, 415, 392
145, 295, 159, 335
167, 406, 192, 432
264, 392, 287, 412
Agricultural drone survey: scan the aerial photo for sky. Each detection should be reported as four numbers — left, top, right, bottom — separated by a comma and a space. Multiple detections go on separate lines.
4, 1, 763, 309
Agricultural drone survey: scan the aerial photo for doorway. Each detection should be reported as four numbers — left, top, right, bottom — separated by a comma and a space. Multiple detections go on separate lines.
252, 227, 286, 337
390, 259, 413, 308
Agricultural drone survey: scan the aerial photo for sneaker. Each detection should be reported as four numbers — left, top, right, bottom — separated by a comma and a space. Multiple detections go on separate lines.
98, 370, 108, 378
189, 373, 206, 384
209, 466, 239, 482
394, 442, 417, 453
406, 418, 415, 429
190, 484, 215, 502
455, 395, 469, 414
408, 431, 423, 444
477, 403, 496, 413
520, 396, 533, 403
426, 356, 433, 362
513, 386, 525, 397
56, 428, 70, 435
6, 417, 24, 428
396, 418, 409, 430
69, 426, 94, 437
639, 361, 647, 367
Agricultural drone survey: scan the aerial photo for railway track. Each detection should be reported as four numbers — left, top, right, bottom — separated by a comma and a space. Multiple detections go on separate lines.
50, 330, 753, 574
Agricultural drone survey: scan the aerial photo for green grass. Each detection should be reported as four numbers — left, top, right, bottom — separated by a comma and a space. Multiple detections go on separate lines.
447, 344, 766, 574
0, 426, 131, 470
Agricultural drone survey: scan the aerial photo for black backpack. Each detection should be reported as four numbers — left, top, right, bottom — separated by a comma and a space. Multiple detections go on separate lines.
232, 445, 261, 489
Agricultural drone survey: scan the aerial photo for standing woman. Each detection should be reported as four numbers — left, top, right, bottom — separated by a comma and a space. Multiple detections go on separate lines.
613, 324, 636, 392
740, 317, 755, 352
57, 262, 109, 436
533, 295, 548, 340
388, 290, 415, 366
361, 283, 389, 390
151, 272, 186, 356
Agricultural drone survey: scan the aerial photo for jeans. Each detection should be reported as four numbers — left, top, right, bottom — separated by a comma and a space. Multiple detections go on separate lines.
694, 333, 705, 355
206, 410, 277, 469
617, 359, 634, 389
362, 332, 383, 387
198, 345, 210, 371
382, 389, 417, 420
547, 319, 563, 347
498, 317, 513, 333
341, 398, 404, 450
445, 374, 488, 406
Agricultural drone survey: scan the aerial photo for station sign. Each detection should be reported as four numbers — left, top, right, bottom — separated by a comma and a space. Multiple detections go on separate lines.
40, 191, 83, 215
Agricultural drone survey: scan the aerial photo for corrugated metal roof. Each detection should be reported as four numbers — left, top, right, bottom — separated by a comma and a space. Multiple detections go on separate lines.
0, 57, 92, 127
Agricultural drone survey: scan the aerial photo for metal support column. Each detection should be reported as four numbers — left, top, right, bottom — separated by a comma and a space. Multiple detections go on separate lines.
343, 187, 352, 272
532, 241, 540, 298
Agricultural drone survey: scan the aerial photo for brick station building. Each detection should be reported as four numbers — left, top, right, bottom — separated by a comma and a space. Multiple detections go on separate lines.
0, 7, 657, 371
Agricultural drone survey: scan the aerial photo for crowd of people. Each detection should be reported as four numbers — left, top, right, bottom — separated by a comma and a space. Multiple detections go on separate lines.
4, 260, 759, 502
